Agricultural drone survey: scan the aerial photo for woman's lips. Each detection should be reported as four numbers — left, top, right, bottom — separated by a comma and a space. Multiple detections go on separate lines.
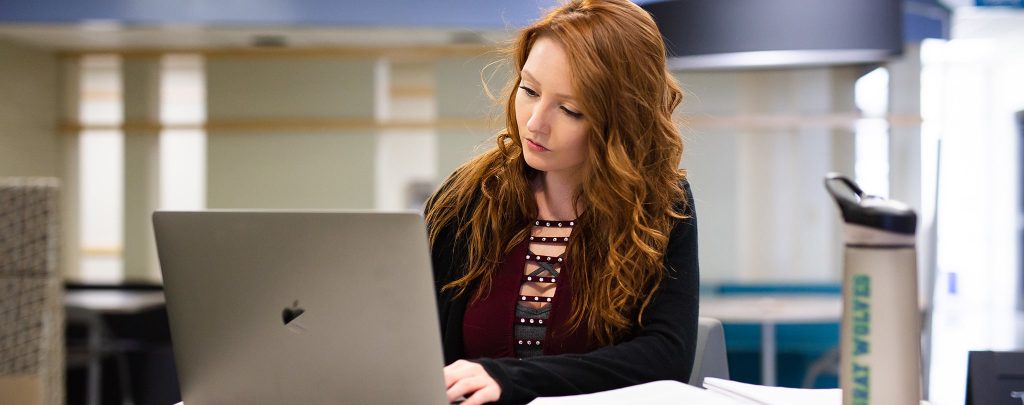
526, 139, 550, 152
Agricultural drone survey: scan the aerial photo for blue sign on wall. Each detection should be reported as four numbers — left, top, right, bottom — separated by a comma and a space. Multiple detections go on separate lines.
976, 0, 1024, 7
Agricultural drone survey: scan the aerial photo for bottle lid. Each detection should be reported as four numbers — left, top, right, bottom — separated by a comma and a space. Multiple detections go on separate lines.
824, 173, 916, 235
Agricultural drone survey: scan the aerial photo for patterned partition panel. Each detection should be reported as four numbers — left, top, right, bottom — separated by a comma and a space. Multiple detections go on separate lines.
0, 178, 62, 405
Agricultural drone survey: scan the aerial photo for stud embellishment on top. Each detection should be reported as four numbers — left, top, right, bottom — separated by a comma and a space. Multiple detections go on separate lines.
534, 219, 576, 228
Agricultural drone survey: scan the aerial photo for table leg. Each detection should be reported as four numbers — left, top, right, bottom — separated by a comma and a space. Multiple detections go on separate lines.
762, 321, 776, 386
87, 315, 102, 405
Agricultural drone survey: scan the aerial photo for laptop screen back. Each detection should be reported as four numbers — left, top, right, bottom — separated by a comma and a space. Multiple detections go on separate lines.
154, 211, 447, 405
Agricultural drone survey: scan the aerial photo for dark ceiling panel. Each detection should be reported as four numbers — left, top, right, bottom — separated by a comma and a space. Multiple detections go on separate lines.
642, 0, 908, 70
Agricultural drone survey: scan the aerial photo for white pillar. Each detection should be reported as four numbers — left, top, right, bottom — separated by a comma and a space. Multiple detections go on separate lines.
121, 56, 162, 281
375, 58, 438, 210
60, 56, 82, 281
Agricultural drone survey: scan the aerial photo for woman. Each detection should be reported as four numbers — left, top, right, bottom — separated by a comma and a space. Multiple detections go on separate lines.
424, 1, 698, 403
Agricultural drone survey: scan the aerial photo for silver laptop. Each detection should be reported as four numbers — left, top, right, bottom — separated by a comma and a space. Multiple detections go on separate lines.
153, 211, 448, 404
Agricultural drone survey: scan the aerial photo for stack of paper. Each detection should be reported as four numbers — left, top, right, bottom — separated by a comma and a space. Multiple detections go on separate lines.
527, 379, 841, 405
702, 377, 841, 405
528, 378, 931, 405
527, 380, 746, 405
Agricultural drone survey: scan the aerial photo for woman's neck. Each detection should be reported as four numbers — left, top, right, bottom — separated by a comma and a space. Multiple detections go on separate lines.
533, 170, 583, 220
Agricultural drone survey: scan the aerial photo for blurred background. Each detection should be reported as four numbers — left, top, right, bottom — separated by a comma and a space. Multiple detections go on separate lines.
0, 0, 1021, 404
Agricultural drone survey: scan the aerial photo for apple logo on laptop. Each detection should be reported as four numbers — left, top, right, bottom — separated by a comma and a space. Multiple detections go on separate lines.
282, 300, 307, 333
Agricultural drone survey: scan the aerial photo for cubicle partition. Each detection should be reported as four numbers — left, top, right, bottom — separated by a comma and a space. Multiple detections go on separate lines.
0, 178, 63, 405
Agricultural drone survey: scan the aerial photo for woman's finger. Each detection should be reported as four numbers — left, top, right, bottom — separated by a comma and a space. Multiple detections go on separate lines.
459, 382, 500, 405
443, 360, 473, 387
446, 375, 485, 403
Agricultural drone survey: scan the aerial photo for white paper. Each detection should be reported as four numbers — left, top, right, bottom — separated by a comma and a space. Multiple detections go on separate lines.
703, 378, 841, 405
527, 380, 747, 405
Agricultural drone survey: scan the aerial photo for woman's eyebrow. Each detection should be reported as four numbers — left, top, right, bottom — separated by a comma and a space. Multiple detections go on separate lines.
520, 69, 576, 102
520, 69, 538, 84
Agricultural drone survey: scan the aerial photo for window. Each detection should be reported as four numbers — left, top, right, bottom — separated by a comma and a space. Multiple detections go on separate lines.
78, 55, 124, 283
75, 53, 207, 283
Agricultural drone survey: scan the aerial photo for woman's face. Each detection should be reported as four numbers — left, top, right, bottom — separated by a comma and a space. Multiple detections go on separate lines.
516, 36, 590, 177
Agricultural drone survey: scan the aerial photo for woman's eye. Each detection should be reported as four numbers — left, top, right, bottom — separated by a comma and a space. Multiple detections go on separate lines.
519, 86, 538, 97
560, 106, 584, 119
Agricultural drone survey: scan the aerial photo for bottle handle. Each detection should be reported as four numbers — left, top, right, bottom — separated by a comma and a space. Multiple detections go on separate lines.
824, 172, 863, 208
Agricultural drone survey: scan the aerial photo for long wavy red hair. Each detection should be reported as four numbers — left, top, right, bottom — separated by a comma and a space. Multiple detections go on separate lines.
425, 0, 688, 345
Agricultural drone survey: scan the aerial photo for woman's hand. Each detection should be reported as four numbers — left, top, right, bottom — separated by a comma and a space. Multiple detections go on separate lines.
444, 360, 502, 404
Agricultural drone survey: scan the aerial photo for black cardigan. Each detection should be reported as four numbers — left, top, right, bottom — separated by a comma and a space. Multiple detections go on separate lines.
427, 180, 700, 404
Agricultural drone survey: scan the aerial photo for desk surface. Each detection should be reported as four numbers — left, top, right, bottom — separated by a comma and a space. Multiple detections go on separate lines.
700, 295, 841, 324
64, 289, 166, 314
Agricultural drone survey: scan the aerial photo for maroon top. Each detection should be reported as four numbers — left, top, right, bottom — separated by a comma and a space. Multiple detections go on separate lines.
461, 236, 601, 359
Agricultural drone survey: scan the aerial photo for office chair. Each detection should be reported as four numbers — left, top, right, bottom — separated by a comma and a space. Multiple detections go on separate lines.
690, 317, 730, 386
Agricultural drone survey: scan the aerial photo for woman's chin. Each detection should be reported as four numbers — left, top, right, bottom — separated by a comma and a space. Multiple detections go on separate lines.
523, 155, 549, 172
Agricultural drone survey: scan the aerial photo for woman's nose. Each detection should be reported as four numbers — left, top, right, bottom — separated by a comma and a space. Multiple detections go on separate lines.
526, 104, 549, 135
